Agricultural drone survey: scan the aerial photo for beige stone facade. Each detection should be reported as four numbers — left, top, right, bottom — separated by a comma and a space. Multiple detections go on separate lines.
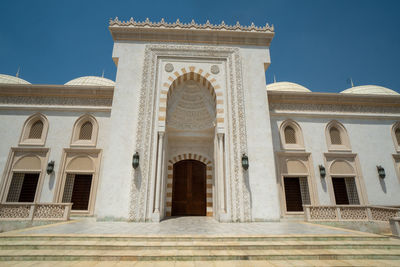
0, 18, 399, 222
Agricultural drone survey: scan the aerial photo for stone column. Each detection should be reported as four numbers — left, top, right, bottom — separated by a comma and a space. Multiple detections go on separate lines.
217, 133, 229, 221
152, 131, 164, 221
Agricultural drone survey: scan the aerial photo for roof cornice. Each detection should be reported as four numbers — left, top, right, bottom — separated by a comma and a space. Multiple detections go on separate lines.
109, 18, 275, 46
0, 84, 114, 99
267, 91, 400, 107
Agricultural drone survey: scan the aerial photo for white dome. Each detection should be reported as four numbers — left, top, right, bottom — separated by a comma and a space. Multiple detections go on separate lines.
341, 85, 398, 95
0, 74, 30, 84
266, 82, 311, 92
65, 76, 115, 86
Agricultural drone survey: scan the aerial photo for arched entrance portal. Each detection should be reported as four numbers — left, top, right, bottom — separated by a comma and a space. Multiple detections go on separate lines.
163, 71, 217, 218
172, 160, 206, 216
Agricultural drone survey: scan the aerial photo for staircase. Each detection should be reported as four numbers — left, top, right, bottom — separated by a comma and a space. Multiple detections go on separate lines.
0, 234, 400, 265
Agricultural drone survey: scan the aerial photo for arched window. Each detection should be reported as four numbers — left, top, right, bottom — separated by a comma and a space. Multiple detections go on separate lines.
329, 127, 342, 145
396, 128, 400, 145
71, 114, 98, 147
325, 121, 351, 151
284, 126, 297, 144
79, 121, 93, 140
0, 149, 49, 204
28, 120, 44, 139
19, 113, 49, 146
279, 120, 305, 150
55, 150, 102, 215
328, 158, 364, 205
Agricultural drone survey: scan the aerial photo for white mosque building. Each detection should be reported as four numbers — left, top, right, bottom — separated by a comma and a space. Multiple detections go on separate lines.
0, 18, 399, 223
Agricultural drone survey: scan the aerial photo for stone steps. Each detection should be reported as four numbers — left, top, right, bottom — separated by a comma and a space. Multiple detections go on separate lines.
1, 248, 400, 261
1, 260, 400, 266
0, 234, 390, 241
1, 239, 400, 250
0, 234, 399, 262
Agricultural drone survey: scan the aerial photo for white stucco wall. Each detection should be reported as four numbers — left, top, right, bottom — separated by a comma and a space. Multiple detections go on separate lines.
94, 42, 146, 220
271, 115, 400, 207
241, 46, 281, 221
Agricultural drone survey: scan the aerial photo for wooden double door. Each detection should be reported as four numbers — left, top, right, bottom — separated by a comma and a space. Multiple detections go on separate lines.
172, 160, 206, 216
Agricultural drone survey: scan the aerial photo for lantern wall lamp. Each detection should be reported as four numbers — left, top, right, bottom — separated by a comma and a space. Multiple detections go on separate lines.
319, 165, 326, 178
242, 154, 249, 170
46, 161, 55, 175
377, 165, 385, 179
132, 152, 140, 169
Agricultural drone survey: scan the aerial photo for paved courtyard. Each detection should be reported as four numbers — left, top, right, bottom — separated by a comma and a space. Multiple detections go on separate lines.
4, 217, 366, 236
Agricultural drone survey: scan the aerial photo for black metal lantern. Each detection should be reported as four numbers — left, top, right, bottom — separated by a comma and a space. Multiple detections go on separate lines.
319, 165, 326, 178
377, 165, 385, 179
46, 161, 55, 174
132, 152, 140, 169
242, 154, 249, 170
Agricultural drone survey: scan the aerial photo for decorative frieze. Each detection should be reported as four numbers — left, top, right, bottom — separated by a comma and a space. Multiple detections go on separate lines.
109, 17, 274, 32
0, 96, 112, 106
109, 18, 274, 46
270, 103, 400, 117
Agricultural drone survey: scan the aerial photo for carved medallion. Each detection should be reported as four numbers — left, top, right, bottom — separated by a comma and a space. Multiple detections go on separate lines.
165, 63, 174, 72
210, 65, 220, 75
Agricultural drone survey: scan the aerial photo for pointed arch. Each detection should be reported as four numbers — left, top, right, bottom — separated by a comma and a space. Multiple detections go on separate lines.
165, 153, 213, 217
279, 119, 305, 150
392, 121, 400, 152
325, 120, 351, 151
70, 114, 99, 147
19, 113, 49, 146
158, 66, 224, 131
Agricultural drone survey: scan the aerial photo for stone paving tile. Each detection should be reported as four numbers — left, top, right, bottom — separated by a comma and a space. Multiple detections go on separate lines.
174, 261, 196, 267
134, 261, 173, 267
0, 262, 36, 267
245, 261, 276, 267
113, 262, 139, 267
376, 259, 400, 266
5, 217, 361, 236
70, 261, 100, 267
193, 261, 216, 267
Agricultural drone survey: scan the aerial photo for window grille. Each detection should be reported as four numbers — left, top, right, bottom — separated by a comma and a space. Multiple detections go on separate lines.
6, 173, 24, 202
330, 127, 342, 145
79, 121, 93, 140
396, 128, 400, 145
284, 126, 297, 144
28, 120, 43, 139
62, 174, 75, 203
345, 177, 360, 204
299, 177, 311, 205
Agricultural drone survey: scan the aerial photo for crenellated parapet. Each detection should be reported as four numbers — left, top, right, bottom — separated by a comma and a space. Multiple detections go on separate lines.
109, 17, 274, 32
109, 17, 274, 46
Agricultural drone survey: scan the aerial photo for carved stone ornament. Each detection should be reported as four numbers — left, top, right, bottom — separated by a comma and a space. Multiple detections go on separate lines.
210, 65, 220, 75
0, 96, 112, 106
110, 17, 274, 32
130, 44, 250, 222
269, 103, 400, 116
164, 63, 174, 72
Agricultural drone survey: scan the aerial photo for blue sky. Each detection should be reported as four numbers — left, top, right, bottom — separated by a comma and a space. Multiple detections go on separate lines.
0, 0, 399, 93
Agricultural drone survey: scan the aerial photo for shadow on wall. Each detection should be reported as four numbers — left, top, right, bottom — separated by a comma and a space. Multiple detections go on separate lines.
48, 172, 55, 190
379, 177, 387, 194
133, 166, 142, 190
243, 167, 252, 219
321, 176, 327, 193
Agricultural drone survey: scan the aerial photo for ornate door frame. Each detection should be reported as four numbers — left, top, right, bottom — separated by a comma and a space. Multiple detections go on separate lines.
130, 44, 250, 222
